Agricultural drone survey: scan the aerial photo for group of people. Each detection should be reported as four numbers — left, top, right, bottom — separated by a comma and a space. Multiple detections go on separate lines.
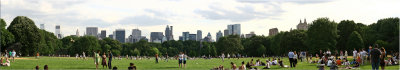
93, 50, 113, 69
178, 52, 188, 68
308, 45, 400, 70
0, 50, 17, 67
35, 65, 48, 70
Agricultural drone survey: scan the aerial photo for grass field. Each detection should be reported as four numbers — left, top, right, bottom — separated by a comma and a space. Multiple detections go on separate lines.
0, 56, 399, 70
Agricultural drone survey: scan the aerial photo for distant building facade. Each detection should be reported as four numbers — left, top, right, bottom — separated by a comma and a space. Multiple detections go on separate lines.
100, 30, 106, 39
114, 29, 126, 43
227, 24, 241, 35
269, 28, 278, 36
86, 27, 98, 37
165, 25, 174, 41
197, 30, 202, 41
216, 30, 223, 41
297, 19, 309, 30
150, 32, 164, 43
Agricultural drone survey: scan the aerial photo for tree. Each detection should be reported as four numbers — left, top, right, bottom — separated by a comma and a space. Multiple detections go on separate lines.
132, 48, 140, 56
71, 36, 100, 56
337, 20, 359, 50
7, 16, 42, 56
216, 35, 244, 54
60, 36, 79, 55
0, 18, 15, 50
306, 18, 338, 54
346, 31, 364, 50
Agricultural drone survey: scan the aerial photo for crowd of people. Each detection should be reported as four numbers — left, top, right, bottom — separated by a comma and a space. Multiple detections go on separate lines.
0, 49, 17, 67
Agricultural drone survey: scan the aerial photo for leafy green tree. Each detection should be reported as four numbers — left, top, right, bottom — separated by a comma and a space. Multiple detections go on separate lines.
337, 20, 359, 50
346, 31, 364, 50
306, 18, 338, 54
0, 18, 15, 50
60, 36, 79, 55
71, 36, 100, 56
216, 35, 243, 54
132, 48, 140, 56
7, 16, 42, 56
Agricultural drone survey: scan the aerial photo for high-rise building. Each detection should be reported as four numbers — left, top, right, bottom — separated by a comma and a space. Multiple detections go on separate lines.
108, 34, 114, 39
196, 30, 202, 41
179, 36, 183, 41
297, 19, 309, 30
86, 27, 98, 37
150, 32, 164, 43
224, 29, 229, 36
245, 31, 256, 38
114, 29, 126, 43
216, 30, 223, 41
182, 32, 190, 41
76, 29, 80, 36
203, 32, 213, 42
40, 24, 45, 30
189, 34, 197, 41
165, 25, 174, 41
55, 25, 62, 38
269, 28, 279, 36
131, 29, 142, 43
100, 30, 106, 39
227, 24, 241, 35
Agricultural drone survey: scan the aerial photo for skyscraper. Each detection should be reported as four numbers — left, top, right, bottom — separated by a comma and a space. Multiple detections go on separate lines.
55, 25, 62, 38
165, 25, 174, 41
150, 32, 164, 43
269, 28, 278, 36
224, 29, 229, 36
216, 30, 223, 41
182, 32, 190, 41
114, 29, 126, 43
131, 29, 141, 43
76, 29, 80, 36
227, 24, 241, 35
86, 27, 98, 37
100, 30, 106, 39
40, 24, 45, 30
203, 32, 213, 42
197, 30, 202, 41
189, 34, 197, 41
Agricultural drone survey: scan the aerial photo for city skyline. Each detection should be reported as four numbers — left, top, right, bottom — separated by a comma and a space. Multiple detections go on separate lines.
1, 0, 399, 40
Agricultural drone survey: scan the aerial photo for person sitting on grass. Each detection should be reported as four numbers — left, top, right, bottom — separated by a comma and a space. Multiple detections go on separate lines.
35, 65, 39, 70
239, 61, 246, 70
112, 66, 118, 70
44, 65, 48, 70
1, 58, 10, 66
263, 60, 271, 69
278, 58, 285, 67
246, 62, 251, 68
336, 59, 342, 66
231, 62, 238, 70
128, 63, 136, 70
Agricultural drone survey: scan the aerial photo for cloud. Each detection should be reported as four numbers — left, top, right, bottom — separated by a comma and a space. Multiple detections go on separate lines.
236, 0, 333, 4
118, 15, 171, 26
194, 4, 283, 22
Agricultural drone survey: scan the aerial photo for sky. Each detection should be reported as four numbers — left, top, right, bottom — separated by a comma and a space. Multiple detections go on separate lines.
1, 0, 399, 40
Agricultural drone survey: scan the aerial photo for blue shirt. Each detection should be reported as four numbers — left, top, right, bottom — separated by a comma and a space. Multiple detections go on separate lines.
288, 52, 294, 58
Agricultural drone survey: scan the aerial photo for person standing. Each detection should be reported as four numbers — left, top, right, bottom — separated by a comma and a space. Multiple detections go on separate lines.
380, 47, 386, 70
370, 46, 381, 70
102, 52, 107, 69
94, 51, 101, 70
353, 49, 357, 59
288, 50, 295, 68
165, 52, 168, 62
221, 53, 225, 62
155, 54, 159, 63
108, 50, 113, 69
83, 52, 86, 60
178, 52, 184, 68
183, 53, 188, 68
11, 50, 16, 62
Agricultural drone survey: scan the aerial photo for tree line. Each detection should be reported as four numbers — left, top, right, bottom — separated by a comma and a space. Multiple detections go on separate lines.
0, 16, 398, 57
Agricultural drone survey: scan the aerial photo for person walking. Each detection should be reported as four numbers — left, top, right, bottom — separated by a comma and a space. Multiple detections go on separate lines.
165, 52, 168, 62
108, 50, 113, 69
288, 50, 295, 68
370, 46, 381, 70
221, 53, 225, 62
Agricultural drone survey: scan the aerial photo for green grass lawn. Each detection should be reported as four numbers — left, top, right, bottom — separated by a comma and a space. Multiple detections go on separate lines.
0, 56, 399, 69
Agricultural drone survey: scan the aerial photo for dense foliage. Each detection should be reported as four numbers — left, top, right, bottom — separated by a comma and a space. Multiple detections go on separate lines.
0, 16, 398, 57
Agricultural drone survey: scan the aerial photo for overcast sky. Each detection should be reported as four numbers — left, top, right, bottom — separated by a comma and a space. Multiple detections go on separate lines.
1, 0, 399, 40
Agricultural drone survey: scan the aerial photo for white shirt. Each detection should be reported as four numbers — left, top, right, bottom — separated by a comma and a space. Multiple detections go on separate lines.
353, 50, 357, 57
327, 60, 333, 66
